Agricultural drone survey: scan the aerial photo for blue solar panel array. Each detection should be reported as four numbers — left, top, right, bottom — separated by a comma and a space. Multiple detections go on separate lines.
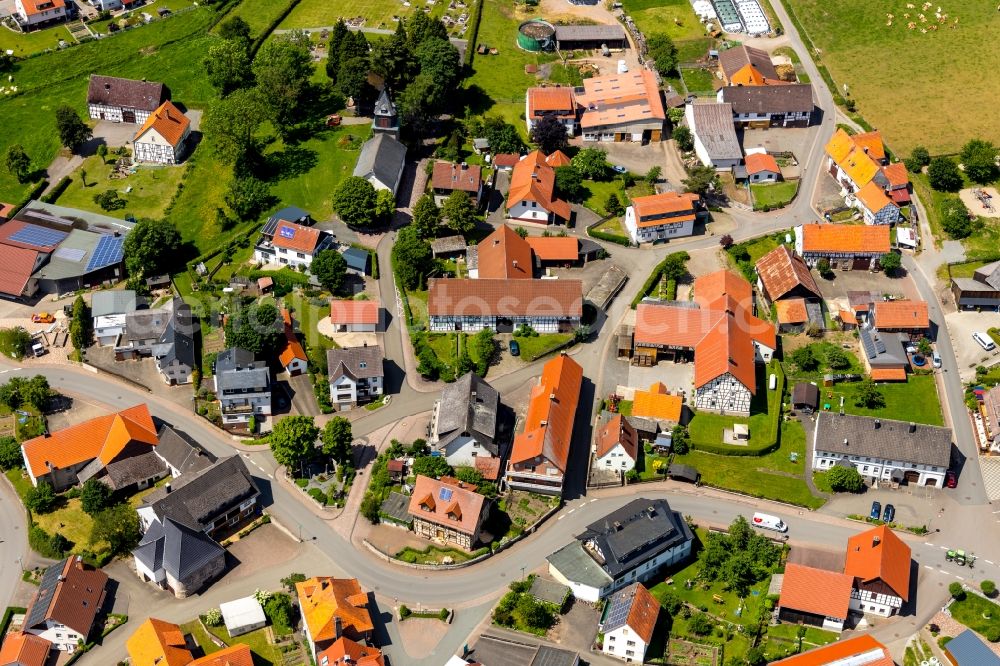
9, 225, 68, 248
602, 587, 634, 631
439, 487, 454, 501
86, 235, 125, 272
279, 225, 296, 239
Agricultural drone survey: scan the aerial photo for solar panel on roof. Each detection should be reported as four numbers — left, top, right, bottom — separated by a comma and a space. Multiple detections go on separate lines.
85, 234, 125, 272
603, 589, 633, 630
53, 247, 86, 262
9, 225, 68, 248
279, 226, 296, 239
439, 487, 453, 501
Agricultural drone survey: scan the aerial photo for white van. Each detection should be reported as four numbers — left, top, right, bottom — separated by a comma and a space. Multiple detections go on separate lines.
973, 332, 996, 351
751, 512, 787, 532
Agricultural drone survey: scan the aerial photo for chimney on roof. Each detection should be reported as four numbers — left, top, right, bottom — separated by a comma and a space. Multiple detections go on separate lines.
612, 521, 622, 531
873, 535, 881, 547
104, 83, 110, 91
334, 616, 343, 639
874, 419, 880, 429
863, 146, 869, 154
512, 260, 519, 268
549, 393, 556, 400
843, 438, 849, 447
165, 483, 171, 494
909, 422, 916, 433
540, 420, 548, 426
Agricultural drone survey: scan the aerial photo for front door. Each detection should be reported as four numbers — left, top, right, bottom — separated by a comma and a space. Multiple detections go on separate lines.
123, 109, 136, 123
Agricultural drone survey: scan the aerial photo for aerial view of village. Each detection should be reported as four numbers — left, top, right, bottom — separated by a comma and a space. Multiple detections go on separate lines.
0, 0, 998, 664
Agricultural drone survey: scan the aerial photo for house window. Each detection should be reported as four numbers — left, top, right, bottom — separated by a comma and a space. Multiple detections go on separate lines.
627, 641, 636, 647
626, 650, 634, 657
608, 635, 615, 641
360, 362, 367, 369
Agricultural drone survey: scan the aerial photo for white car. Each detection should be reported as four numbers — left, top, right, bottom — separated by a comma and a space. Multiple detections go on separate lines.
932, 351, 942, 368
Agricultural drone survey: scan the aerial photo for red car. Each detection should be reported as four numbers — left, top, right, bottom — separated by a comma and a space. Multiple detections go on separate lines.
945, 471, 957, 488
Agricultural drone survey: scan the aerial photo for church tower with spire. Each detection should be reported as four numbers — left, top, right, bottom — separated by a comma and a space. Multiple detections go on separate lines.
372, 88, 400, 140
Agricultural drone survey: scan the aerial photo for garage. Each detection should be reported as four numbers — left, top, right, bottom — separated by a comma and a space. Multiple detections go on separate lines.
554, 24, 628, 51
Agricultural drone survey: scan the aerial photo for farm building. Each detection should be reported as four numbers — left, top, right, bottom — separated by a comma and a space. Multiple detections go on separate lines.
87, 75, 166, 124
685, 103, 742, 170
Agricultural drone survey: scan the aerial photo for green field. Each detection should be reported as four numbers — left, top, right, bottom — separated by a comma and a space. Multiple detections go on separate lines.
679, 67, 716, 95
751, 181, 798, 210
280, 0, 449, 32
51, 156, 187, 220
815, 374, 942, 426
0, 8, 219, 202
619, 0, 708, 42
784, 0, 1000, 153
214, 0, 295, 37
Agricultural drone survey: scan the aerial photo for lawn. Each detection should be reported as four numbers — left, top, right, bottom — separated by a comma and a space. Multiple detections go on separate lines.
679, 67, 717, 95
0, 22, 76, 58
591, 216, 627, 236
280, 0, 449, 32
947, 259, 990, 279
213, 0, 293, 37
32, 497, 103, 558
285, 294, 336, 351
206, 624, 283, 665
673, 420, 827, 509
676, 37, 713, 63
818, 374, 943, 426
725, 233, 785, 273
619, 0, 709, 42
511, 332, 573, 362
396, 544, 483, 564
751, 181, 799, 210
783, 0, 1000, 153
49, 156, 187, 221
949, 593, 1000, 635
0, 8, 219, 203
427, 332, 459, 369
582, 178, 625, 215
405, 288, 428, 327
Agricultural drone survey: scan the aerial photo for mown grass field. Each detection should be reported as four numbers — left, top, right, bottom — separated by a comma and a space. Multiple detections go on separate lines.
619, 0, 707, 42
0, 8, 218, 202
213, 0, 294, 37
51, 156, 187, 220
784, 0, 1000, 153
280, 0, 448, 31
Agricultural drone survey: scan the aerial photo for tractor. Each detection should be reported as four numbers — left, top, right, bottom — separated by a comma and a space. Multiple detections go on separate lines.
946, 550, 977, 567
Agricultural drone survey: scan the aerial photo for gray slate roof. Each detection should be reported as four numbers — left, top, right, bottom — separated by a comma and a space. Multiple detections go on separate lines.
791, 382, 819, 408
431, 235, 467, 256
859, 327, 908, 367
945, 629, 1000, 666
689, 103, 742, 161
155, 424, 215, 476
813, 411, 952, 468
374, 88, 397, 118
353, 133, 406, 191
91, 290, 137, 318
435, 372, 500, 455
157, 299, 197, 372
215, 347, 269, 391
546, 541, 613, 589
577, 498, 693, 578
87, 75, 165, 111
142, 456, 260, 532
102, 451, 167, 491
528, 577, 569, 606
133, 517, 225, 583
343, 247, 370, 273
327, 345, 384, 381
720, 84, 815, 115
553, 24, 625, 42
124, 306, 171, 344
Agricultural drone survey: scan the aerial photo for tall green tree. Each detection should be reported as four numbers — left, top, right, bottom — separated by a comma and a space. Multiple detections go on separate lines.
90, 503, 141, 556
322, 416, 353, 465
854, 378, 886, 408
391, 226, 433, 290
672, 125, 694, 151
55, 106, 92, 152
572, 147, 610, 180
253, 37, 314, 133
205, 39, 253, 95
480, 117, 526, 155
81, 478, 113, 515
22, 375, 50, 411
122, 218, 183, 278
312, 249, 347, 293
332, 176, 378, 226
827, 465, 864, 492
325, 19, 350, 81
412, 194, 441, 239
225, 176, 273, 220
4, 144, 31, 184
375, 188, 396, 222
406, 11, 448, 49
960, 139, 999, 185
0, 436, 21, 470
370, 22, 415, 92
646, 33, 678, 76
940, 197, 973, 239
337, 57, 372, 103
414, 38, 462, 110
269, 416, 320, 470
441, 191, 477, 234
70, 296, 91, 352
927, 156, 963, 192
25, 481, 56, 513
225, 302, 283, 357
202, 87, 269, 168
218, 15, 251, 43
683, 165, 720, 195
879, 251, 901, 275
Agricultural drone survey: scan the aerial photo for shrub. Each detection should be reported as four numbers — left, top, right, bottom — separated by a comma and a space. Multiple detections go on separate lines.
987, 626, 1000, 643
827, 465, 864, 493
687, 612, 713, 636
938, 636, 952, 650
949, 582, 965, 600
982, 580, 997, 598
399, 604, 411, 618
307, 488, 327, 505
25, 481, 56, 514
204, 608, 223, 626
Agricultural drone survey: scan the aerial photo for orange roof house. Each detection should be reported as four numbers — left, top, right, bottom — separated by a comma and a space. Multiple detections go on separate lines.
407, 475, 489, 546
796, 223, 890, 259
845, 525, 911, 603
630, 192, 700, 228
316, 637, 385, 666
474, 225, 534, 279
755, 245, 821, 303
296, 577, 374, 657
825, 129, 908, 202
855, 181, 899, 222
525, 87, 577, 125
778, 563, 853, 629
279, 309, 308, 374
134, 101, 190, 148
0, 633, 50, 666
271, 221, 323, 255
775, 298, 808, 327
525, 236, 579, 263
601, 583, 660, 660
126, 618, 193, 666
744, 152, 781, 176
545, 150, 572, 167
21, 403, 158, 490
431, 162, 482, 199
506, 353, 583, 495
329, 299, 381, 326
718, 44, 780, 86
507, 152, 572, 223
427, 278, 583, 321
189, 645, 254, 666
882, 162, 910, 189
872, 300, 929, 332
594, 413, 638, 464
16, 0, 66, 19
772, 635, 893, 666
575, 70, 666, 134
631, 382, 683, 424
633, 270, 775, 414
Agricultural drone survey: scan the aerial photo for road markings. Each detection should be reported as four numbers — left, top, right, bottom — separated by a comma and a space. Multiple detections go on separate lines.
567, 508, 575, 514
955, 575, 965, 580
589, 499, 598, 503
557, 514, 565, 521
987, 560, 996, 565
924, 565, 935, 570
939, 545, 949, 550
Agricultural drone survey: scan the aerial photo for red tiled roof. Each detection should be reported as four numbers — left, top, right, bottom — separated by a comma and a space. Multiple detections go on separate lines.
18, 0, 65, 17
776, 298, 808, 324
134, 101, 190, 147
330, 299, 380, 325
0, 221, 61, 251
526, 87, 577, 119
845, 525, 911, 601
755, 245, 820, 301
634, 270, 775, 392
474, 456, 502, 481
799, 223, 890, 254
873, 300, 928, 330
622, 584, 659, 643
545, 150, 572, 167
889, 188, 911, 204
189, 645, 254, 666
0, 633, 50, 666
855, 181, 896, 215
427, 278, 583, 318
126, 618, 192, 666
852, 130, 886, 161
526, 236, 579, 261
317, 637, 385, 666
0, 244, 39, 297
279, 309, 307, 368
507, 151, 572, 220
870, 367, 907, 382
431, 162, 482, 194
576, 70, 666, 129
631, 192, 699, 228
272, 221, 322, 254
631, 382, 683, 422
509, 354, 583, 472
25, 558, 108, 638
772, 635, 893, 666
745, 152, 781, 175
595, 413, 638, 459
779, 563, 853, 621
882, 162, 910, 188
476, 225, 533, 279
408, 474, 487, 536
296, 577, 373, 643
492, 154, 521, 168
22, 404, 158, 481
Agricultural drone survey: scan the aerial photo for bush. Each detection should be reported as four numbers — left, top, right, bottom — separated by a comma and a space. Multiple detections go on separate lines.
827, 465, 865, 493
987, 626, 1000, 643
28, 525, 69, 559
25, 481, 56, 514
307, 488, 327, 505
982, 580, 997, 598
949, 582, 965, 600
399, 604, 411, 618
204, 608, 223, 627
687, 612, 713, 636
938, 636, 952, 650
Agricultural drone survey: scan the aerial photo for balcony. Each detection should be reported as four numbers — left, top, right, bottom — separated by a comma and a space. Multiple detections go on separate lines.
224, 403, 256, 414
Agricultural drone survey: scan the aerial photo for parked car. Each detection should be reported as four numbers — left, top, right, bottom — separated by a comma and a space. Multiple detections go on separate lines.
882, 503, 895, 524
509, 340, 520, 357
31, 312, 54, 323
611, 165, 627, 174
932, 351, 942, 368
945, 471, 957, 488
869, 501, 881, 521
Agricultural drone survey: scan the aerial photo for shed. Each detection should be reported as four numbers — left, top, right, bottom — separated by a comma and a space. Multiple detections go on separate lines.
257, 277, 273, 294
431, 235, 467, 259
387, 459, 406, 482
219, 596, 266, 637
667, 464, 700, 484
379, 491, 413, 526
343, 248, 370, 276
528, 577, 570, 607
791, 382, 819, 410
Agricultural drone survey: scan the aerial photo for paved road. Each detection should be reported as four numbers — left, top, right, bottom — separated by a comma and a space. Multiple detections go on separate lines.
0, 456, 30, 614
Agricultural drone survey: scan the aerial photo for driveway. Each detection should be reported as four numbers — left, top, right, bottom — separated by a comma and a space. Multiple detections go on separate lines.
943, 310, 1000, 380
43, 120, 150, 194
284, 372, 321, 417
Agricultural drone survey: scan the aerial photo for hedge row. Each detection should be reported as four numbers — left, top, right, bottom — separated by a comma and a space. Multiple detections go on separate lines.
463, 0, 485, 67
249, 0, 302, 59
689, 362, 785, 457
588, 228, 632, 247
41, 176, 71, 204
13, 180, 49, 213
630, 252, 685, 309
